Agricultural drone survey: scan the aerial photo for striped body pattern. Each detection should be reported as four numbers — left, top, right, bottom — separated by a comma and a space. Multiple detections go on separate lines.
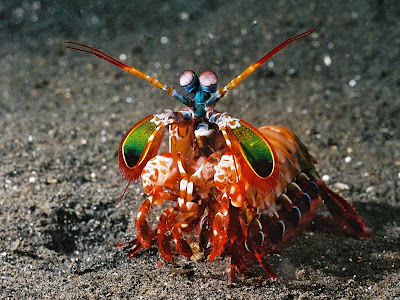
66, 29, 370, 281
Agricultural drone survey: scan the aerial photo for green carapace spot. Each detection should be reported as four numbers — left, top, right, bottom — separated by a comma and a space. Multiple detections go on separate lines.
232, 122, 274, 178
123, 119, 157, 168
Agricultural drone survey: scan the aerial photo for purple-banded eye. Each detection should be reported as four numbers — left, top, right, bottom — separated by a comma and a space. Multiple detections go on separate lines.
199, 70, 218, 93
179, 70, 199, 93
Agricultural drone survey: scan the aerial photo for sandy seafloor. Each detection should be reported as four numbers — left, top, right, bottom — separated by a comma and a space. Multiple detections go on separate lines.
1, 1, 399, 299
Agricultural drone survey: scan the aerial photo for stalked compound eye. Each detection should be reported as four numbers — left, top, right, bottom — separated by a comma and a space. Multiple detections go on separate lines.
199, 70, 218, 93
179, 70, 199, 93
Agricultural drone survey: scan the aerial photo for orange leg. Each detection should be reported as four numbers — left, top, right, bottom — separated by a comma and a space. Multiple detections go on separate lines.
157, 207, 177, 262
136, 192, 178, 249
208, 194, 230, 261
171, 201, 201, 258
116, 239, 143, 258
171, 221, 194, 258
136, 197, 155, 248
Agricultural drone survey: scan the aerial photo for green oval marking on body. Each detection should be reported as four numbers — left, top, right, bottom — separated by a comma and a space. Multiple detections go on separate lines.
122, 119, 157, 168
231, 121, 274, 178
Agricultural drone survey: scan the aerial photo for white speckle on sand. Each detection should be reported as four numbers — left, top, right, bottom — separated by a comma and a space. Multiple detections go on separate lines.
160, 36, 169, 44
324, 55, 332, 66
322, 175, 330, 182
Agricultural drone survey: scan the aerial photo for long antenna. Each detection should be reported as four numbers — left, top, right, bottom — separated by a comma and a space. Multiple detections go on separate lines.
205, 29, 316, 107
64, 41, 191, 106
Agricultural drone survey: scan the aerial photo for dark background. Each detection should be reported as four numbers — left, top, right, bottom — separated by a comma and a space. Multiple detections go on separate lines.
1, 1, 399, 298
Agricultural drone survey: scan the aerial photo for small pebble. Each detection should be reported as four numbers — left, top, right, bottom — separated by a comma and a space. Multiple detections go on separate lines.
366, 186, 374, 193
334, 182, 350, 190
322, 174, 330, 182
11, 240, 20, 251
347, 147, 353, 154
295, 268, 306, 279
323, 55, 332, 66
345, 156, 352, 163
160, 36, 169, 44
179, 11, 189, 20
46, 178, 58, 184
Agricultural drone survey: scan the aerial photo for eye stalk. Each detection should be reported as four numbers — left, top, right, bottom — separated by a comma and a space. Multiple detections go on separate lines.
199, 70, 218, 93
179, 70, 199, 93
179, 70, 219, 117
